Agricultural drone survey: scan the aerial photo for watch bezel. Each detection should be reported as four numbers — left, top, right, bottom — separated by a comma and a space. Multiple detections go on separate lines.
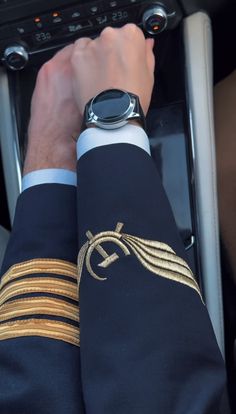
87, 89, 136, 130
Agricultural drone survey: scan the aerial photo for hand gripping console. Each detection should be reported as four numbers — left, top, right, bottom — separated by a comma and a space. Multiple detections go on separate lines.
0, 0, 182, 70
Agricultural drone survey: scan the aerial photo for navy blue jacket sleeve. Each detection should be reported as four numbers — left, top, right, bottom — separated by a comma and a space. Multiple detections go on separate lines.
0, 185, 84, 414
77, 143, 227, 414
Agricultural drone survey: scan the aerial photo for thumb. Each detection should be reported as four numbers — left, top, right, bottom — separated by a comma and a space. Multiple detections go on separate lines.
146, 37, 155, 50
146, 38, 155, 73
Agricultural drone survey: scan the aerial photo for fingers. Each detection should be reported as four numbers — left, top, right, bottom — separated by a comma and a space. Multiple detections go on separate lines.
54, 44, 74, 60
39, 24, 155, 119
38, 44, 75, 79
46, 25, 153, 64
99, 23, 144, 38
53, 38, 91, 65
74, 37, 92, 49
122, 23, 146, 42
146, 37, 155, 50
101, 23, 146, 48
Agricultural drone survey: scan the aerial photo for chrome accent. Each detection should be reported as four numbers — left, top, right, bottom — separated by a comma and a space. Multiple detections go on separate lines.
87, 91, 138, 130
184, 12, 225, 356
0, 67, 22, 224
185, 235, 195, 251
0, 225, 10, 268
4, 45, 29, 71
167, 11, 176, 18
142, 6, 168, 35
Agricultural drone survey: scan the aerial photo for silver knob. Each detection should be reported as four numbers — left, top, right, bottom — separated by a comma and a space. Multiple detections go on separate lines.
142, 6, 168, 35
4, 45, 29, 70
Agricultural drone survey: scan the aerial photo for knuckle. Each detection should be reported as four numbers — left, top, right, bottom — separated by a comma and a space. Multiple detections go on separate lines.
123, 23, 143, 38
38, 60, 52, 77
101, 26, 116, 38
74, 37, 85, 47
73, 40, 84, 53
72, 38, 91, 60
55, 44, 73, 61
71, 43, 84, 60
124, 23, 138, 33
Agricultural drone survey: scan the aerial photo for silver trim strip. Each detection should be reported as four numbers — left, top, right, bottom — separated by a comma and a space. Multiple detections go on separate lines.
0, 225, 10, 268
0, 67, 21, 224
184, 12, 225, 355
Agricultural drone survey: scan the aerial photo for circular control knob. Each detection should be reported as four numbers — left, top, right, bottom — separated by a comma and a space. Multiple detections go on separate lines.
4, 45, 29, 70
142, 7, 168, 35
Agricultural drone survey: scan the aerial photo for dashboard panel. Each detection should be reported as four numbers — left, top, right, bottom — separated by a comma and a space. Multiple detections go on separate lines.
0, 0, 229, 71
0, 0, 182, 69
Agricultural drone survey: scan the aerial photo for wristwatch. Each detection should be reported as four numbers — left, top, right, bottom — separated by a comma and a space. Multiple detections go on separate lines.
82, 89, 146, 131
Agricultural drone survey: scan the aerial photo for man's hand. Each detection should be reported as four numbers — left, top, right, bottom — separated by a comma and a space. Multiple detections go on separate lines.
23, 45, 81, 175
71, 24, 155, 117
23, 24, 155, 175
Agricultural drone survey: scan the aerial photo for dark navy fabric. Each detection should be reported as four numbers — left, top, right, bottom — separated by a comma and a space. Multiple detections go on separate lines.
77, 144, 227, 414
0, 185, 85, 414
0, 143, 227, 413
1, 185, 79, 272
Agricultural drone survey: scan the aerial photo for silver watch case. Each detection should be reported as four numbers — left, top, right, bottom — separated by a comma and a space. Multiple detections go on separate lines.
85, 91, 142, 130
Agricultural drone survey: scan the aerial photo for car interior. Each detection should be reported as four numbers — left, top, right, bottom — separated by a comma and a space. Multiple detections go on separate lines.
0, 0, 235, 411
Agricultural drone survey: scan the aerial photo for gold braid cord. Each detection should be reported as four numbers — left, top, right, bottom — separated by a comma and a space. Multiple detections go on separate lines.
77, 223, 203, 302
0, 259, 80, 346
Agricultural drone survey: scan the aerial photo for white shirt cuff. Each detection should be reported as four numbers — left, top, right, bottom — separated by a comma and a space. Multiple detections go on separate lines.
77, 124, 151, 160
22, 169, 77, 192
22, 125, 150, 191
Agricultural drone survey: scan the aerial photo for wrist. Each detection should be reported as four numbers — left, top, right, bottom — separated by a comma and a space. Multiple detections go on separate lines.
23, 141, 77, 175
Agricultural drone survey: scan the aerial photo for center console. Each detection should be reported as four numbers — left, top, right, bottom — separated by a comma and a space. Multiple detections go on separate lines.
0, 0, 225, 355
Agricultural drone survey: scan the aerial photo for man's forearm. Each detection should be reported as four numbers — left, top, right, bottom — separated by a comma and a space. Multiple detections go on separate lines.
0, 185, 84, 414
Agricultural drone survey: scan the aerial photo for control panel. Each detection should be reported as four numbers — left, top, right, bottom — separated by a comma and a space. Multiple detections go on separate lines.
0, 0, 182, 69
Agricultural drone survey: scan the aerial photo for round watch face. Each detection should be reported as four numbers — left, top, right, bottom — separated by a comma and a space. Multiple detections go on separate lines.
91, 89, 132, 122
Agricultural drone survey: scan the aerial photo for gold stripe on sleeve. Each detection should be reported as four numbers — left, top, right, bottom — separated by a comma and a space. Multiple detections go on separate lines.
0, 259, 80, 346
0, 319, 80, 347
1, 259, 77, 288
0, 297, 79, 323
0, 277, 78, 305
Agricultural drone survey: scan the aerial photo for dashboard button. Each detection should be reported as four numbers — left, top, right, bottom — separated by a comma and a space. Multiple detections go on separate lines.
90, 6, 98, 14
94, 14, 109, 25
86, 2, 104, 15
67, 23, 83, 33
103, 0, 125, 9
52, 16, 63, 24
41, 12, 65, 27
71, 11, 81, 19
11, 20, 36, 36
64, 20, 93, 34
63, 6, 85, 21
